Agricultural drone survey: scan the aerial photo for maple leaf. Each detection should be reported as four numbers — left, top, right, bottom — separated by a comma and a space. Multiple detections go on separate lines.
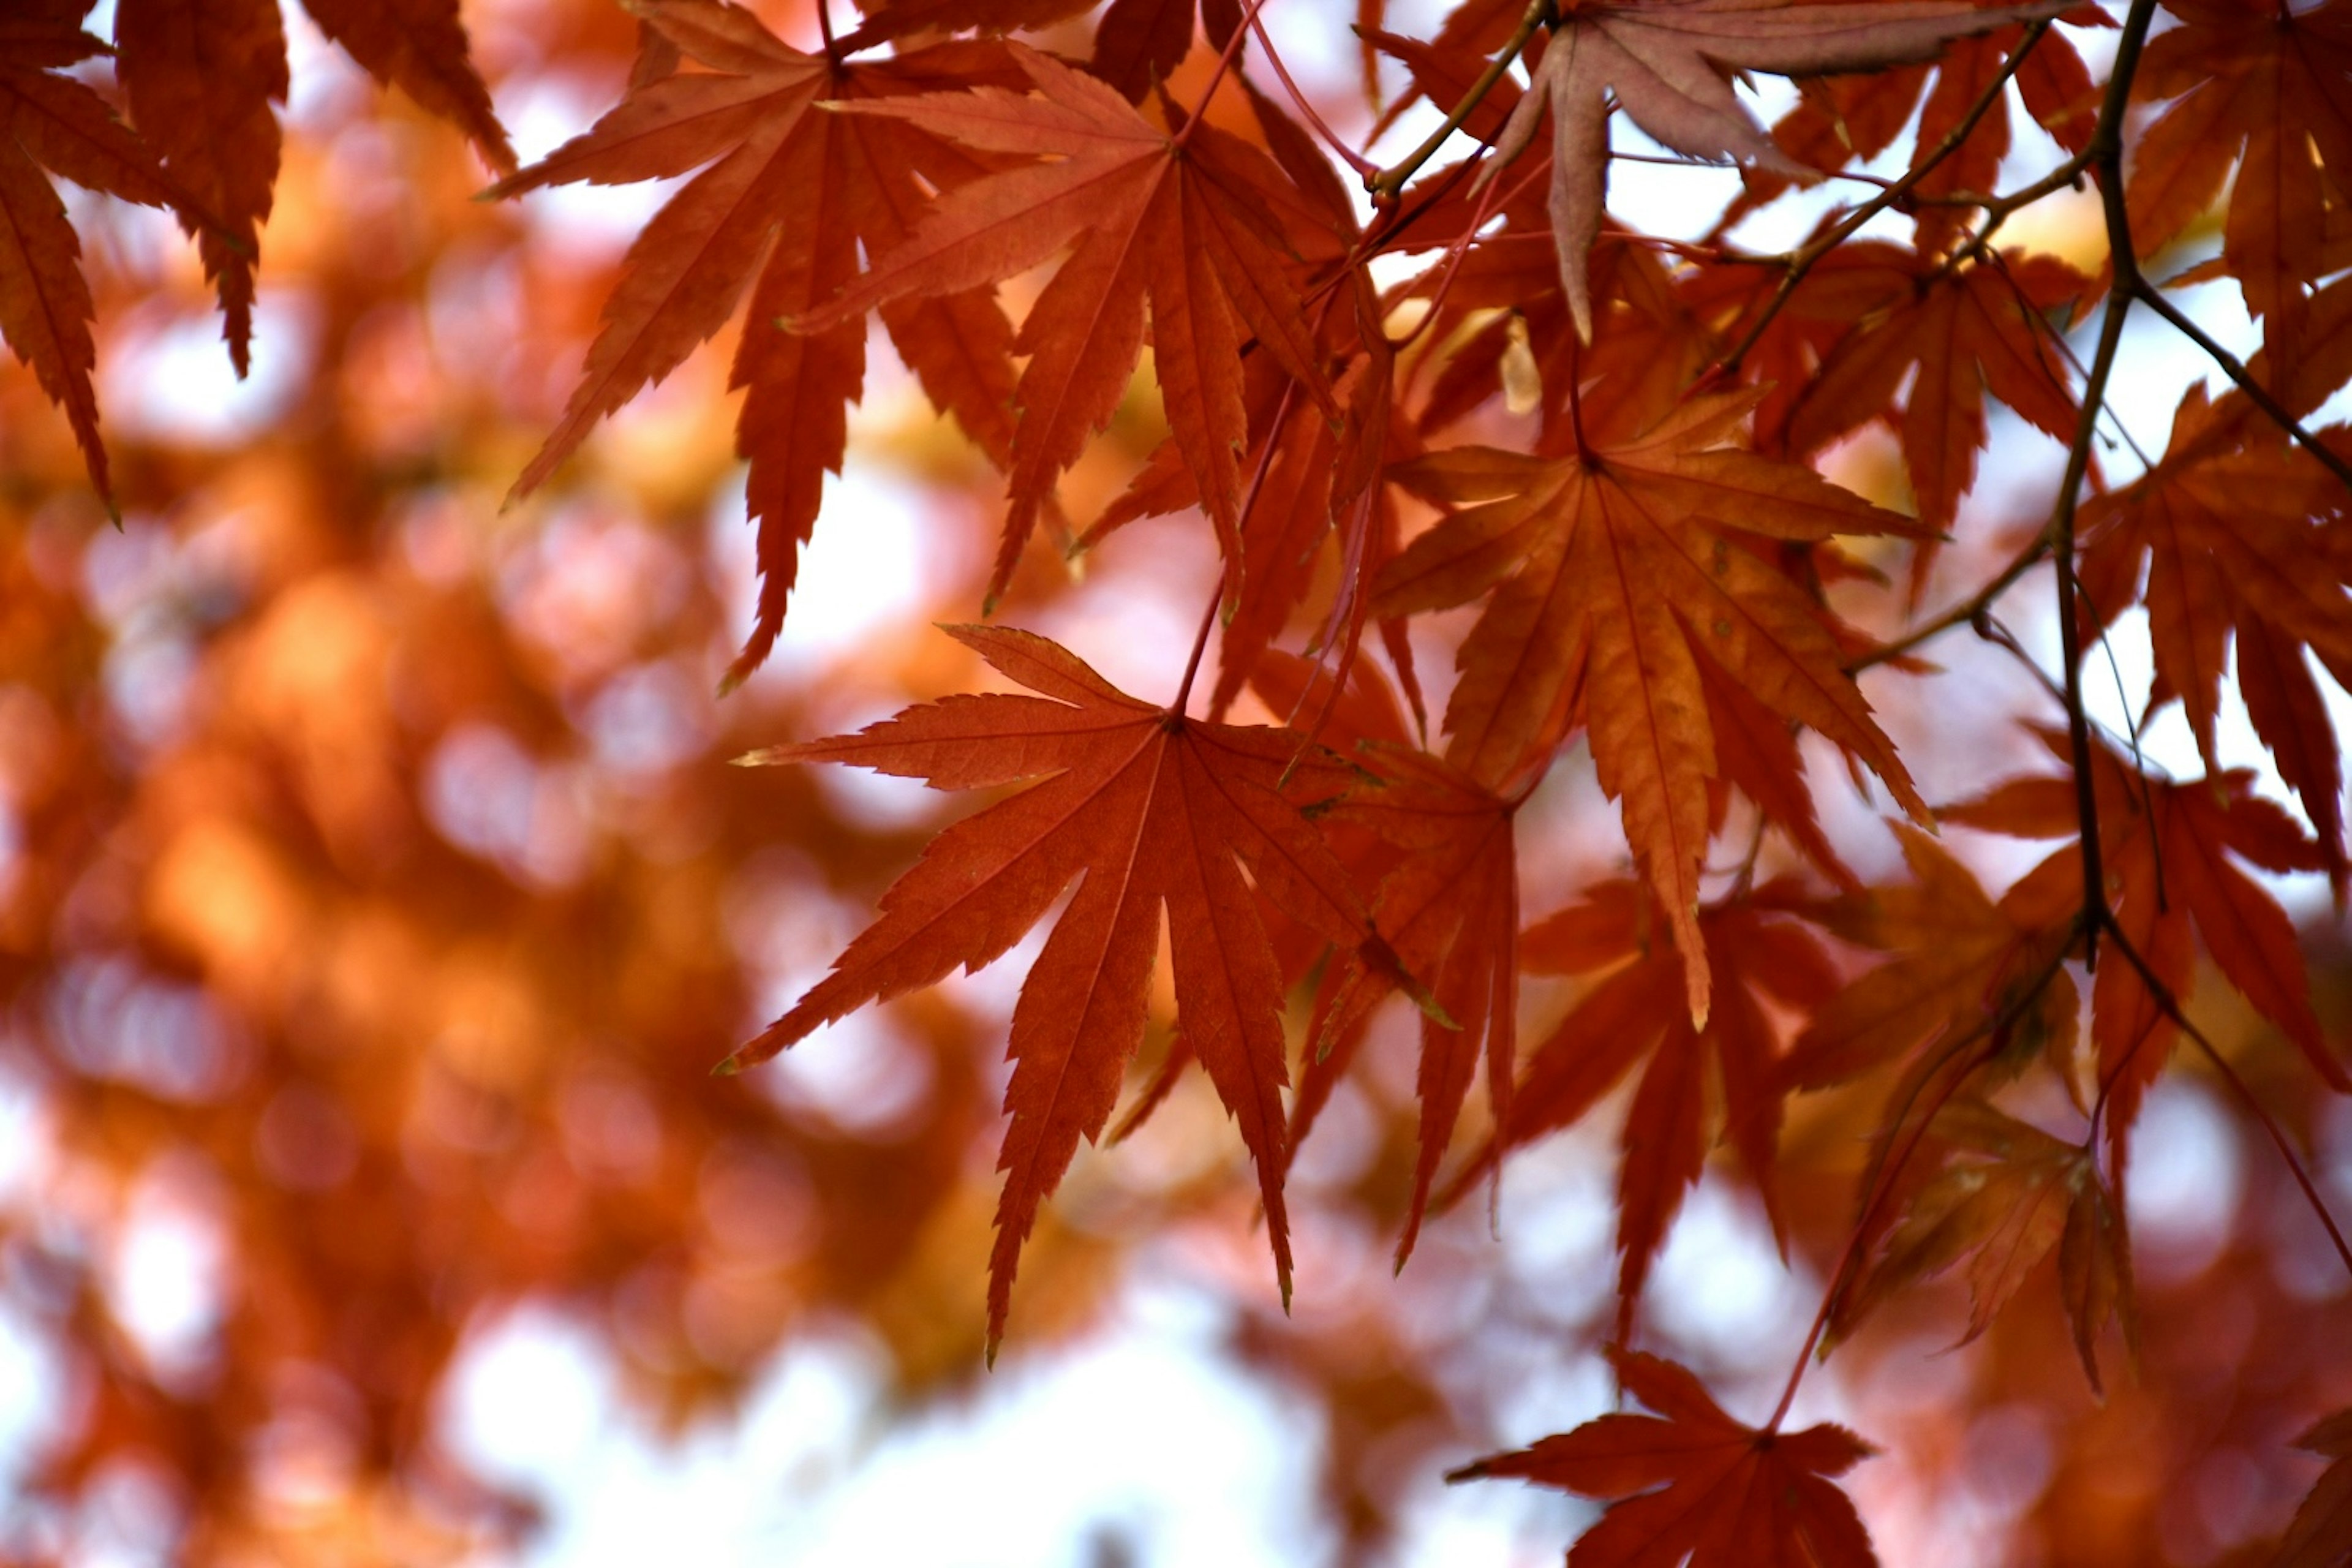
1373, 391, 1929, 1019
1785, 248, 2084, 544
793, 42, 1335, 607
2273, 1410, 2352, 1568
298, 0, 514, 172
1478, 0, 2066, 337
1784, 824, 2079, 1096
1091, 0, 1243, 102
1277, 660, 1523, 1270
489, 1, 1022, 683
1942, 736, 2350, 1169
0, 5, 222, 502
1443, 883, 1837, 1338
727, 625, 1401, 1351
2125, 0, 2352, 362
2078, 386, 2352, 888
114, 0, 287, 375
1833, 1098, 2135, 1390
1450, 1348, 1881, 1568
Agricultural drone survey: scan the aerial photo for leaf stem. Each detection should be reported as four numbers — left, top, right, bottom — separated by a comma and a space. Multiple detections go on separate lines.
1180, 0, 1276, 141
1248, 10, 1379, 178
1766, 937, 2076, 1431
1366, 0, 1548, 198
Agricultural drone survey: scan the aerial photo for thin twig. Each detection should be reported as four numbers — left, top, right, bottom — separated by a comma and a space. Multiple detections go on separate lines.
1709, 20, 2052, 376
2127, 279, 2352, 495
1367, 0, 1548, 197
1845, 533, 2048, 672
2097, 914, 2352, 1283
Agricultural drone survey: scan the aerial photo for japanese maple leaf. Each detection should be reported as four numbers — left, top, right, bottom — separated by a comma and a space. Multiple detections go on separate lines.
794, 42, 1334, 606
0, 5, 218, 502
112, 0, 510, 372
1280, 665, 1524, 1270
1785, 249, 2084, 544
1450, 1349, 1880, 1568
1833, 1099, 2135, 1392
1446, 883, 1838, 1340
1373, 391, 1929, 1019
1479, 0, 2066, 337
2078, 386, 2352, 888
2274, 1410, 2352, 1568
1785, 826, 2079, 1096
489, 1, 1023, 684
2125, 0, 2352, 361
726, 625, 1397, 1351
1942, 735, 2350, 1170
1091, 0, 1243, 102
1722, 18, 2102, 246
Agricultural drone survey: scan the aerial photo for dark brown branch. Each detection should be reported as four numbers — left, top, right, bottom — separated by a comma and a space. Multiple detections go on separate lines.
2127, 277, 2352, 495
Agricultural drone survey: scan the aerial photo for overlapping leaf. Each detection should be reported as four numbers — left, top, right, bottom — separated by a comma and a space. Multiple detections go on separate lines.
796, 43, 1335, 606
1477, 0, 2066, 336
1450, 1349, 1880, 1568
2126, 0, 2352, 360
1785, 249, 2085, 543
1834, 1098, 2135, 1390
2274, 1410, 2352, 1568
1942, 736, 2348, 1168
489, 1, 1025, 682
1373, 392, 1929, 1018
729, 625, 1398, 1349
0, 4, 217, 502
1281, 660, 1522, 1270
1446, 883, 1838, 1339
2078, 386, 2352, 887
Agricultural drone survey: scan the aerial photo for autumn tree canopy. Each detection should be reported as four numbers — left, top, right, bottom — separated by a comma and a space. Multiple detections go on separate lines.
1, 0, 2350, 1561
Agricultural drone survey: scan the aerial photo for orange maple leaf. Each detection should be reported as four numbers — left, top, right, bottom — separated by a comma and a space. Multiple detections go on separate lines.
1942, 735, 2350, 1169
2079, 386, 2352, 889
0, 6, 235, 503
1784, 824, 2079, 1096
1785, 249, 2084, 543
728, 625, 1400, 1351
1373, 391, 1928, 1019
796, 42, 1335, 606
1444, 882, 1838, 1340
1833, 1098, 2135, 1391
490, 0, 1027, 684
2125, 0, 2352, 360
1264, 650, 1522, 1270
1450, 1348, 1881, 1568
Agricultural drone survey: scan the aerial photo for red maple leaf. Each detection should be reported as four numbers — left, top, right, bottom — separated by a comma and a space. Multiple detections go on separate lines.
489, 0, 1026, 684
1450, 1348, 1881, 1567
1446, 882, 1838, 1340
797, 42, 1336, 606
729, 625, 1403, 1351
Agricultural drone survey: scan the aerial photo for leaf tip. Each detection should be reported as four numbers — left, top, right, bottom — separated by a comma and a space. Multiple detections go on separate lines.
730, 748, 783, 767
710, 1054, 744, 1077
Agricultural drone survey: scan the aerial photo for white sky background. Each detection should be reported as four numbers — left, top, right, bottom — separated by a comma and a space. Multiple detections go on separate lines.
12, 6, 2351, 1567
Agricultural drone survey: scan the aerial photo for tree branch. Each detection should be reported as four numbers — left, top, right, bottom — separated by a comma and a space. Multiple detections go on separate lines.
2127, 277, 2352, 495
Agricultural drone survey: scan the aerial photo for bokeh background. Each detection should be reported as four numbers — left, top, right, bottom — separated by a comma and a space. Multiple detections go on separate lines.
1, 2, 2348, 1564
